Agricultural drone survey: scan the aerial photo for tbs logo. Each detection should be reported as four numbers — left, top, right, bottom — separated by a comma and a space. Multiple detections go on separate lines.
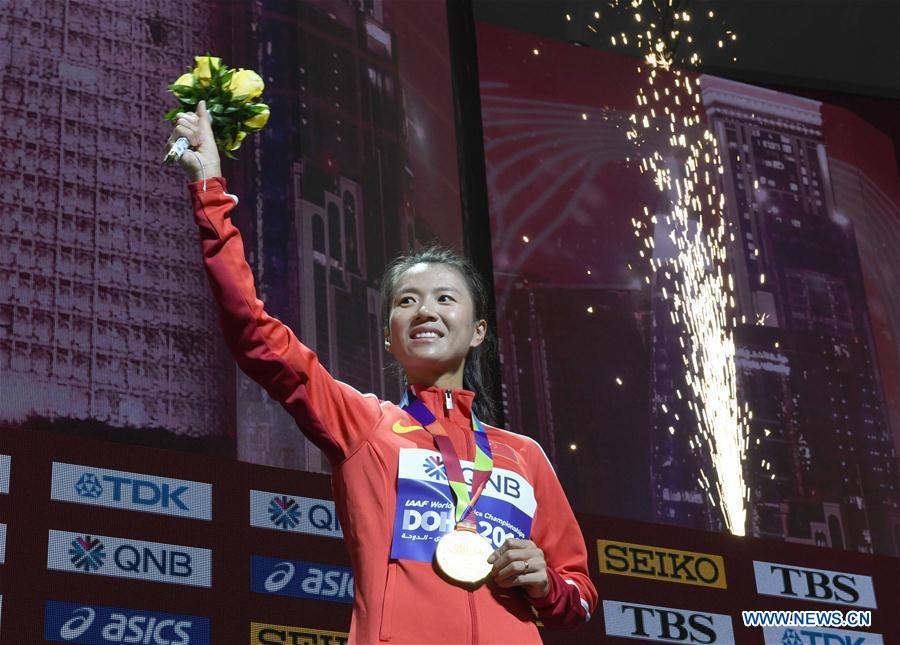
52, 463, 212, 521
251, 556, 354, 604
753, 561, 877, 609
602, 599, 735, 644
44, 600, 210, 645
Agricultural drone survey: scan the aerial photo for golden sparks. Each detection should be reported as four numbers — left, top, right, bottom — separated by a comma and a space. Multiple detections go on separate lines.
604, 1, 748, 535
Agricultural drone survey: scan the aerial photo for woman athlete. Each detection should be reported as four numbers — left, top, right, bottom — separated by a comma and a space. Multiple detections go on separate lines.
167, 101, 597, 643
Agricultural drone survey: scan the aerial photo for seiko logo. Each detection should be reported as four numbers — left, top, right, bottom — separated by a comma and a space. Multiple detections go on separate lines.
250, 623, 348, 645
598, 540, 727, 589
44, 600, 210, 645
251, 556, 354, 604
753, 561, 876, 609
603, 599, 734, 644
52, 463, 212, 521
48, 531, 212, 588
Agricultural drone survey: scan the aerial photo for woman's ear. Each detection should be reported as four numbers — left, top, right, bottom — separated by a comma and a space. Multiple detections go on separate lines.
470, 319, 487, 348
383, 327, 392, 351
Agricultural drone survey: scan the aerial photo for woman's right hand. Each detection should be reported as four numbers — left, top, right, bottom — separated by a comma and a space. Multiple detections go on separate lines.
164, 100, 222, 182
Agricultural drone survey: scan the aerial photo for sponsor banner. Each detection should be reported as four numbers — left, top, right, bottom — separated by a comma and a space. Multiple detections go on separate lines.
250, 556, 353, 604
249, 490, 343, 538
44, 600, 210, 645
753, 561, 877, 609
0, 522, 5, 564
390, 448, 535, 562
0, 454, 9, 494
47, 530, 211, 588
250, 622, 348, 645
602, 599, 735, 643
597, 539, 727, 589
51, 462, 212, 521
762, 626, 884, 645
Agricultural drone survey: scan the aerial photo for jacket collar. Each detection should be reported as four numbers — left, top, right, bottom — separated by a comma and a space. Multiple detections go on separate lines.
407, 384, 476, 428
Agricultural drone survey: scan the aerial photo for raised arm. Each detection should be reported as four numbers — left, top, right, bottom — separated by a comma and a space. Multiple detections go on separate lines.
167, 102, 383, 463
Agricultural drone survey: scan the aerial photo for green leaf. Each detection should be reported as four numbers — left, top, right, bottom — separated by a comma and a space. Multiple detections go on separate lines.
163, 107, 184, 120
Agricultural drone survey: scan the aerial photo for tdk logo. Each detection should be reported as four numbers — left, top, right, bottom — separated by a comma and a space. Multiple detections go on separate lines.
75, 473, 103, 498
250, 491, 343, 539
44, 600, 210, 645
48, 530, 211, 588
762, 626, 884, 645
52, 463, 212, 521
753, 561, 877, 609
251, 556, 354, 604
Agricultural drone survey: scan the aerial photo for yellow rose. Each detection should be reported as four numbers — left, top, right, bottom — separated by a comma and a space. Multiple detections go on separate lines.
192, 55, 221, 87
243, 105, 270, 131
173, 72, 195, 88
228, 69, 264, 103
225, 131, 247, 151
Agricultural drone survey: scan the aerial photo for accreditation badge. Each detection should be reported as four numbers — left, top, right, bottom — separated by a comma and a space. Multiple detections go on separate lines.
390, 449, 536, 563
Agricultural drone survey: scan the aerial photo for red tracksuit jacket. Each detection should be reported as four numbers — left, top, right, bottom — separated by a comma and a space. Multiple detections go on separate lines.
190, 178, 597, 643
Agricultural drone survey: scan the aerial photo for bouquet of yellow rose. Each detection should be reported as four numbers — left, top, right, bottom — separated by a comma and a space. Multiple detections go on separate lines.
164, 54, 270, 159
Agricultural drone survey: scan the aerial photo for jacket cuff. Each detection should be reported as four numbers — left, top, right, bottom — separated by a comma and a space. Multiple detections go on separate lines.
529, 568, 590, 627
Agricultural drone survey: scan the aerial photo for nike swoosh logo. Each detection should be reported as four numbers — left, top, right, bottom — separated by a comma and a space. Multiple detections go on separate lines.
393, 421, 425, 434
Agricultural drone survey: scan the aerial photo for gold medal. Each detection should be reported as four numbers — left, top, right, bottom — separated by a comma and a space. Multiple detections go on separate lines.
434, 528, 494, 585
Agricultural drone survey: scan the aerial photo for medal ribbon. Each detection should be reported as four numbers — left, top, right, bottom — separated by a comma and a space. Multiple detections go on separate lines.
400, 388, 494, 530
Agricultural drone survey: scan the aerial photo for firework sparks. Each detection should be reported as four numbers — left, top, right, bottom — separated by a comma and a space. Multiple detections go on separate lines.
603, 1, 750, 534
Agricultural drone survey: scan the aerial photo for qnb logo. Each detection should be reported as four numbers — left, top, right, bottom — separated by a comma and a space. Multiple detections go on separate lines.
49, 531, 211, 588
423, 456, 447, 481
268, 496, 301, 530
265, 562, 296, 593
75, 473, 103, 499
59, 607, 96, 640
69, 535, 107, 572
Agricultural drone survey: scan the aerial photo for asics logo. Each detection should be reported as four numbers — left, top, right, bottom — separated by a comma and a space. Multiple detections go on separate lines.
392, 421, 424, 434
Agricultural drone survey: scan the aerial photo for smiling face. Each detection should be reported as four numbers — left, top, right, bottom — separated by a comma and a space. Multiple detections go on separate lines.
386, 262, 487, 389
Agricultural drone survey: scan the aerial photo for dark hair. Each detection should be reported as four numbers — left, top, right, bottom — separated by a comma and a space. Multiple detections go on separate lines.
380, 246, 499, 426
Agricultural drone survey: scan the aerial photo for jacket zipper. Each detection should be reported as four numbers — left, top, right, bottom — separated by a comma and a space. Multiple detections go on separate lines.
468, 589, 478, 644
444, 387, 477, 643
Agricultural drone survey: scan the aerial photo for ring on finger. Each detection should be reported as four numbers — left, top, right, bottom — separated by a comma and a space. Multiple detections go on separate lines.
523, 560, 531, 574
